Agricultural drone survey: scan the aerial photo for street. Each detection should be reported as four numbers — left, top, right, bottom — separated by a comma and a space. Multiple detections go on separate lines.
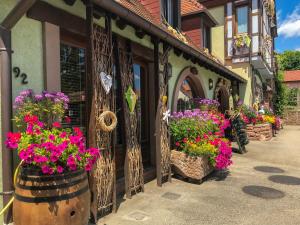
100, 126, 300, 225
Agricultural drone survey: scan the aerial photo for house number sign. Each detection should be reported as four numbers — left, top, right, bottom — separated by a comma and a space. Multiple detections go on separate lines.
13, 67, 28, 84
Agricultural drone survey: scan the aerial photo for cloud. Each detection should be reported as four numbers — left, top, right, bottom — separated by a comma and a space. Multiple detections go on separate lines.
296, 48, 300, 51
278, 5, 300, 38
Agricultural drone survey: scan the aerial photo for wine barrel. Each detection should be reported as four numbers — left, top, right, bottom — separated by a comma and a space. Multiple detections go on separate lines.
13, 168, 90, 225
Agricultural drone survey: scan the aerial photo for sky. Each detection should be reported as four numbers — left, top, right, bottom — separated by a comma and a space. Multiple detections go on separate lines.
276, 0, 300, 52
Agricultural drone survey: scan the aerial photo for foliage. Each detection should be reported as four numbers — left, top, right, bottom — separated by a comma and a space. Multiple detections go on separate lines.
5, 115, 100, 174
233, 34, 251, 48
286, 88, 299, 106
273, 70, 287, 116
193, 98, 220, 110
13, 89, 69, 130
170, 109, 232, 170
277, 51, 300, 71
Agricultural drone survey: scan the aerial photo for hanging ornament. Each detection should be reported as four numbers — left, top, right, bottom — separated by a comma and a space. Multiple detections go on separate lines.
163, 109, 171, 125
125, 86, 137, 113
100, 72, 113, 94
162, 95, 168, 106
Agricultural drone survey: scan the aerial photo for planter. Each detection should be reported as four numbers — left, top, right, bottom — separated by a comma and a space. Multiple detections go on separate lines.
246, 123, 273, 141
13, 168, 90, 225
171, 150, 214, 181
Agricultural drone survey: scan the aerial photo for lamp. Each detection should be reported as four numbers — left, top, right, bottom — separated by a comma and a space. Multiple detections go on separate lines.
209, 79, 214, 90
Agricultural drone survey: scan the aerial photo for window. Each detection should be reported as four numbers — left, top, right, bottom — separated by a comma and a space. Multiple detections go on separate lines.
162, 0, 179, 28
177, 78, 197, 112
203, 24, 211, 52
60, 42, 86, 131
236, 6, 248, 33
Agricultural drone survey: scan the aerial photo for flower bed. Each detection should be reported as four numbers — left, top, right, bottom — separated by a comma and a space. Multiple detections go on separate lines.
170, 109, 232, 181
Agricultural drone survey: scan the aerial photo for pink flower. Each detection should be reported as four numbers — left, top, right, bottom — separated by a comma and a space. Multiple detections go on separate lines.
52, 122, 61, 128
67, 156, 77, 171
175, 142, 180, 147
57, 165, 64, 174
85, 163, 92, 171
5, 132, 21, 149
24, 114, 38, 124
88, 148, 100, 157
59, 132, 67, 138
73, 127, 83, 137
41, 165, 53, 175
49, 134, 55, 141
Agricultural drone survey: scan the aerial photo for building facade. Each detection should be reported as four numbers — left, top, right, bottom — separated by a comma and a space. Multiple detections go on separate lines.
0, 0, 277, 223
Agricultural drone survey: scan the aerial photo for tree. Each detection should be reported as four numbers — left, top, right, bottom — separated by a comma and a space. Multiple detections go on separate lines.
277, 50, 300, 71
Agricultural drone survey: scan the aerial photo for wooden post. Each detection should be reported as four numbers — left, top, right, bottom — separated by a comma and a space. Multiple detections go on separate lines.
154, 38, 162, 187
86, 0, 93, 145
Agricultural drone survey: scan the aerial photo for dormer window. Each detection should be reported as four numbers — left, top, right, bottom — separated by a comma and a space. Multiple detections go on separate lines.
162, 0, 179, 28
203, 24, 211, 52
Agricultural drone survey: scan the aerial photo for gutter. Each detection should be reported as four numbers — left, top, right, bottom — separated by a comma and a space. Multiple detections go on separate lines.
93, 0, 247, 83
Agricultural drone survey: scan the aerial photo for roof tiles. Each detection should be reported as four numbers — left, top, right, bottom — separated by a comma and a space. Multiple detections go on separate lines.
284, 70, 300, 82
181, 0, 206, 16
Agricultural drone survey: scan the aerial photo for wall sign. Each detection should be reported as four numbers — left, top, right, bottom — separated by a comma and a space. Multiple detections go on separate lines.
13, 67, 28, 84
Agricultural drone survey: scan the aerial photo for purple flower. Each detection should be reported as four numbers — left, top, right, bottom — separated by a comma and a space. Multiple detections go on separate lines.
34, 94, 44, 101
19, 89, 33, 97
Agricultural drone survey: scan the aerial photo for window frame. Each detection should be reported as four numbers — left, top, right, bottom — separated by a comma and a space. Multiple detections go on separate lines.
161, 0, 180, 28
202, 22, 211, 52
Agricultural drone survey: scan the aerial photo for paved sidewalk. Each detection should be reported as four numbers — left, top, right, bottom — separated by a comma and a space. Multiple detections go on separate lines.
99, 126, 300, 225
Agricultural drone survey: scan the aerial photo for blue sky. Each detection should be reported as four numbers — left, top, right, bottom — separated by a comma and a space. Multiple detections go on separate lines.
276, 0, 300, 52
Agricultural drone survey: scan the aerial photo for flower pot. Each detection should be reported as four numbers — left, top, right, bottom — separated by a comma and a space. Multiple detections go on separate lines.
171, 150, 214, 181
13, 168, 90, 225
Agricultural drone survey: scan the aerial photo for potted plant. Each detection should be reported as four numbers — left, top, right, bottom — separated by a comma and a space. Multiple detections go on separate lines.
170, 110, 232, 182
6, 90, 100, 225
233, 34, 251, 55
194, 98, 220, 112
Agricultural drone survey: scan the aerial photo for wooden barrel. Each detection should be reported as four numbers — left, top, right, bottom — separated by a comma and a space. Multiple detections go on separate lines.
13, 168, 90, 225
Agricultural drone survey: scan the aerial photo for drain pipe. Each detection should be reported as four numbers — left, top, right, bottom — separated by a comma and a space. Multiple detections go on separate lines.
0, 26, 14, 225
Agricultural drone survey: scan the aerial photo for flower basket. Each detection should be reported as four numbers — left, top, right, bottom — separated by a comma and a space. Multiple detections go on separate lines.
13, 168, 90, 225
171, 150, 214, 181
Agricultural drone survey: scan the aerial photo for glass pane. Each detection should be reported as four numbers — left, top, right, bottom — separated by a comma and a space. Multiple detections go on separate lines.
60, 43, 86, 131
177, 79, 196, 112
237, 6, 248, 33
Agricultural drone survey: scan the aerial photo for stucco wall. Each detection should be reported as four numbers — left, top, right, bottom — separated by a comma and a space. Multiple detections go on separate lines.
168, 50, 231, 108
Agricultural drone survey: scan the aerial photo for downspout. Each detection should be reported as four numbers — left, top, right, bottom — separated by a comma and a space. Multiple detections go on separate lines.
0, 1, 38, 224
0, 26, 14, 225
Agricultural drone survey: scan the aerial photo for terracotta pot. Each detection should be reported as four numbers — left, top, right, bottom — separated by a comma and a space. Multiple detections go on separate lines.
13, 168, 90, 225
171, 150, 214, 181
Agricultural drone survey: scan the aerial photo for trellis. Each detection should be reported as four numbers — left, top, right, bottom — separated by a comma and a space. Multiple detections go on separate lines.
118, 41, 144, 198
156, 44, 172, 185
89, 20, 116, 221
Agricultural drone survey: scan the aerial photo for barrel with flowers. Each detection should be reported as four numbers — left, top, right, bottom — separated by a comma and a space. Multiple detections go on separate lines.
6, 90, 100, 225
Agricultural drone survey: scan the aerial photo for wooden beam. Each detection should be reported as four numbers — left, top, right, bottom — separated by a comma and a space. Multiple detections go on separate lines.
1, 0, 37, 29
27, 1, 86, 35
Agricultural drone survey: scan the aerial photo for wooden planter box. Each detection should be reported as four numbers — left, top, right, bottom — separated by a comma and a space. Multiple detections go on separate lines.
171, 150, 214, 181
246, 123, 273, 141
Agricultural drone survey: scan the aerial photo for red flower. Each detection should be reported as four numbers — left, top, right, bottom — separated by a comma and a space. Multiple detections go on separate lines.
195, 136, 201, 143
175, 142, 180, 146
183, 138, 188, 143
24, 114, 38, 124
52, 122, 61, 128
65, 116, 71, 123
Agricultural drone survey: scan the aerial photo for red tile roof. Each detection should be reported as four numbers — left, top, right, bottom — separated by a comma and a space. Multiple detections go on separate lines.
181, 0, 206, 16
284, 70, 300, 82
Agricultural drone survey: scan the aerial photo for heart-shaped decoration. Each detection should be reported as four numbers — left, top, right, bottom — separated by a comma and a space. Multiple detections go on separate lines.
100, 72, 112, 94
125, 86, 137, 113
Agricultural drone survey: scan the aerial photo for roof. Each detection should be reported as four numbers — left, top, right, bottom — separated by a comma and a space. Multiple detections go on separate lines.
109, 0, 246, 82
284, 70, 300, 82
181, 0, 205, 16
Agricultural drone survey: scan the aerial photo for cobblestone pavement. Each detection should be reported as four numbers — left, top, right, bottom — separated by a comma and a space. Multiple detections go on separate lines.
98, 126, 300, 225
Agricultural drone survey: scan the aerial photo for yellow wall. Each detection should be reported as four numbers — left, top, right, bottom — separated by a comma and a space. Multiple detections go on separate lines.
208, 5, 252, 105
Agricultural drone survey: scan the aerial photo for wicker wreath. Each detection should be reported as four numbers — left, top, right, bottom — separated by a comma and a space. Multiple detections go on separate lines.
97, 111, 117, 132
